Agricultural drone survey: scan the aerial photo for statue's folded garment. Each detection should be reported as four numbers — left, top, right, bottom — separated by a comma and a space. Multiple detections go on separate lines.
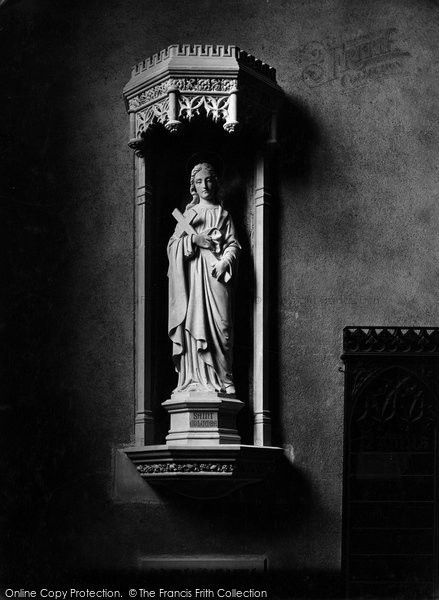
168, 204, 240, 393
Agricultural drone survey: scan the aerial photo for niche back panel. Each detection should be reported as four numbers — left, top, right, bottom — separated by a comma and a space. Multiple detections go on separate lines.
148, 120, 256, 444
342, 327, 439, 599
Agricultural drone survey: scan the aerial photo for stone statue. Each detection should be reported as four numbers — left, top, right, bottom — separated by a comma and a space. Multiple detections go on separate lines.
168, 162, 241, 396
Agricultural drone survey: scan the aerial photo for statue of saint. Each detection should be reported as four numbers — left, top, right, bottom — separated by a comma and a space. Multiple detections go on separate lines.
168, 162, 241, 395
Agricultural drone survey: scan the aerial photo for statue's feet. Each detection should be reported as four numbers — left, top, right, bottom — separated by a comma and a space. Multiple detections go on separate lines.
174, 381, 236, 395
174, 382, 219, 393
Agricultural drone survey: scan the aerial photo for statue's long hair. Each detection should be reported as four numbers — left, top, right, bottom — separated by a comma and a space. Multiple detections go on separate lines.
185, 162, 221, 210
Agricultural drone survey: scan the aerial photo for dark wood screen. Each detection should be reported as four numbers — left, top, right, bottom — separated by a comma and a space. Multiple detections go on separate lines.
342, 327, 439, 599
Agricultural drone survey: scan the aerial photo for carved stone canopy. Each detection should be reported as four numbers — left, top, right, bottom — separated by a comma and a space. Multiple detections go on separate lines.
123, 44, 283, 149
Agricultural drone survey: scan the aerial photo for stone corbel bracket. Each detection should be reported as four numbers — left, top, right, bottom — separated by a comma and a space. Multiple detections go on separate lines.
125, 444, 282, 499
123, 44, 284, 152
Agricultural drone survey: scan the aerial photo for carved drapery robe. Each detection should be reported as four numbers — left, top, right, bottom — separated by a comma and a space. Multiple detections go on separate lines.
168, 204, 240, 393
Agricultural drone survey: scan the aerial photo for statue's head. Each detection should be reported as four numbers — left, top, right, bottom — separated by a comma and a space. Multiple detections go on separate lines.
189, 162, 219, 205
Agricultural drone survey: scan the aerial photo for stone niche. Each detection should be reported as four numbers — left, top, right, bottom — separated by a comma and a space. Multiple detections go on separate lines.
119, 45, 284, 499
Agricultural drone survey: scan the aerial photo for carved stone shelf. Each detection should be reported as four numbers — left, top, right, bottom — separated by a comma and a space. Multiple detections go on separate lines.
125, 444, 282, 499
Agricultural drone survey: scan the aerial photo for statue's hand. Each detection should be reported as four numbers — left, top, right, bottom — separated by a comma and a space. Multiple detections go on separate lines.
211, 260, 228, 279
193, 233, 213, 249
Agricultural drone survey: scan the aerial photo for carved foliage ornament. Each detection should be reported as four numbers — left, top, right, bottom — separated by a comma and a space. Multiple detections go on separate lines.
128, 82, 170, 110
132, 92, 272, 137
137, 462, 235, 474
179, 95, 230, 122
136, 99, 169, 134
134, 94, 232, 135
172, 78, 236, 93
136, 460, 275, 476
128, 78, 237, 111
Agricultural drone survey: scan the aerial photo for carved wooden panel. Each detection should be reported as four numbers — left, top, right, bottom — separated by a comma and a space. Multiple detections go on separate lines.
343, 327, 439, 598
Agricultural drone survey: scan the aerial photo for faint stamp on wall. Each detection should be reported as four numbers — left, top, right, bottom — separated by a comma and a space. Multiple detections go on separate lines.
299, 28, 411, 90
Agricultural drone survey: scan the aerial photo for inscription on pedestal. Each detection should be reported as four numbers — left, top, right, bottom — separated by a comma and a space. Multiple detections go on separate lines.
190, 411, 217, 428
163, 393, 243, 445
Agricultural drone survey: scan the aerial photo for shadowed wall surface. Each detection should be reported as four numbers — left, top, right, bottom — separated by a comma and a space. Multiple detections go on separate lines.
1, 0, 438, 592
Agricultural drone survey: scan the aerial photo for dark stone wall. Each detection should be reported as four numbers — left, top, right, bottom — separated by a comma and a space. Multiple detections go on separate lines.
2, 0, 437, 592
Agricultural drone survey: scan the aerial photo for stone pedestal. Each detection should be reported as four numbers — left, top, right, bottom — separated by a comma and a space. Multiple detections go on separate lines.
162, 391, 244, 446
